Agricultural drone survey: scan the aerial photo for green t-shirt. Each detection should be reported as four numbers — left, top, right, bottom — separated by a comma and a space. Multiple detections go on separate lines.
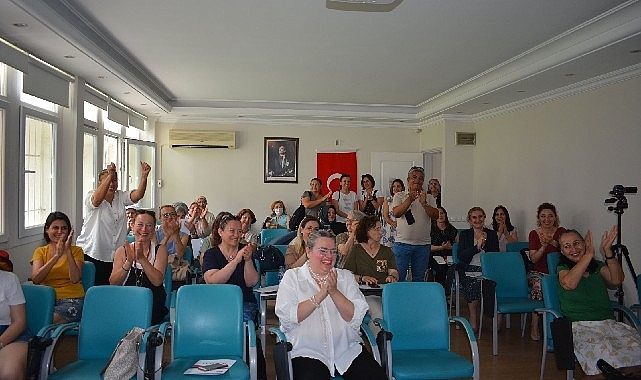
343, 244, 397, 284
558, 261, 612, 322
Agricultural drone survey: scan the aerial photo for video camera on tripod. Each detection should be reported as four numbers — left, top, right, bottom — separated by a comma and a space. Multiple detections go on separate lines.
605, 185, 637, 213
604, 184, 638, 311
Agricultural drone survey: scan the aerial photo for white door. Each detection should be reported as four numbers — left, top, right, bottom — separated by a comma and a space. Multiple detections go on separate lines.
370, 152, 425, 198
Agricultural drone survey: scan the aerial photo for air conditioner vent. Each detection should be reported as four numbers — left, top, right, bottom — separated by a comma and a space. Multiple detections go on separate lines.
169, 130, 236, 148
456, 132, 476, 146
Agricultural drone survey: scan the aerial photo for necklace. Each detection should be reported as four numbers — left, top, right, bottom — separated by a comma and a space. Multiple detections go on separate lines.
308, 266, 329, 287
134, 265, 144, 287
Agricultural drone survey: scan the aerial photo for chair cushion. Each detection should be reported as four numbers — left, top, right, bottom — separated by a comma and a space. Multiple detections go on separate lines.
496, 297, 543, 314
161, 356, 248, 380
391, 349, 474, 380
48, 359, 134, 380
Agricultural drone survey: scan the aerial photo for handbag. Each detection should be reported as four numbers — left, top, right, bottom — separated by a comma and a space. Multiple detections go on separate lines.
289, 203, 306, 231
550, 316, 575, 370
168, 254, 190, 281
101, 326, 145, 380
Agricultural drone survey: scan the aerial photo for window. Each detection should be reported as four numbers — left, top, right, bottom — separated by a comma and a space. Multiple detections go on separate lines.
0, 108, 4, 237
23, 113, 55, 229
127, 141, 155, 209
104, 134, 119, 168
82, 132, 97, 217
0, 63, 6, 97
84, 101, 99, 123
21, 92, 57, 113
104, 117, 122, 135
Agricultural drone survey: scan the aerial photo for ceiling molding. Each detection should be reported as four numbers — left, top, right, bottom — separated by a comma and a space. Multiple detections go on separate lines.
417, 0, 641, 120
11, 0, 173, 111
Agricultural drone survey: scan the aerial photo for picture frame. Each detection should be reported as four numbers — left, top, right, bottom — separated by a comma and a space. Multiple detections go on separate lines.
264, 137, 299, 183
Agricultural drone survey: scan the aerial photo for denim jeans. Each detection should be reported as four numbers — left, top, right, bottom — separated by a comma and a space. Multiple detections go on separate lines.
393, 242, 431, 282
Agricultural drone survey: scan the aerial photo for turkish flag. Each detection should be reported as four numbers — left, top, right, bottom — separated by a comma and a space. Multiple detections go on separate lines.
316, 152, 358, 193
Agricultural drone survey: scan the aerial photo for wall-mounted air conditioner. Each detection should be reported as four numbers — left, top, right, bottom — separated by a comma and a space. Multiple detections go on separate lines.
169, 130, 236, 149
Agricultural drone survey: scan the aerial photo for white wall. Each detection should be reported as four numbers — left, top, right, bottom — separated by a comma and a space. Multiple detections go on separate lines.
427, 76, 641, 304
154, 123, 421, 223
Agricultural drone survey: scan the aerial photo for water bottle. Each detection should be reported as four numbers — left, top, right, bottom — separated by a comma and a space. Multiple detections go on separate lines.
278, 266, 285, 284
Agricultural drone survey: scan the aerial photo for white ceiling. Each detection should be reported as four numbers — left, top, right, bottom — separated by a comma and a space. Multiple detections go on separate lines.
1, 0, 640, 128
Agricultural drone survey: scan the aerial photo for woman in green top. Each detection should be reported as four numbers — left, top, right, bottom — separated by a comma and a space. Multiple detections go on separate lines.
343, 215, 399, 333
557, 227, 641, 376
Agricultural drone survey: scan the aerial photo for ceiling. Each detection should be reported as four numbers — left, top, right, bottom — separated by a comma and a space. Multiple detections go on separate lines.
0, 0, 640, 128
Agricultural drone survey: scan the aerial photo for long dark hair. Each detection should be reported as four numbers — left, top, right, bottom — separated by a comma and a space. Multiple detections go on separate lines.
44, 211, 72, 243
557, 229, 598, 274
355, 215, 380, 243
431, 206, 452, 234
211, 212, 237, 246
491, 205, 515, 232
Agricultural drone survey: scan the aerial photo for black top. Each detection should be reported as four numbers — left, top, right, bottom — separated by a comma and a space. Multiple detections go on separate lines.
123, 245, 168, 324
202, 244, 258, 304
457, 228, 499, 273
430, 224, 458, 256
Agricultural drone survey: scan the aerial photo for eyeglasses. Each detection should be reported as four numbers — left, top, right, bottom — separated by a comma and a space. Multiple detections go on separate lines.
315, 247, 338, 257
161, 212, 177, 218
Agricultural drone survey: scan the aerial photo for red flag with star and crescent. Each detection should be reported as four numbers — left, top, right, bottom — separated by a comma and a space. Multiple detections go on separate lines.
316, 152, 358, 194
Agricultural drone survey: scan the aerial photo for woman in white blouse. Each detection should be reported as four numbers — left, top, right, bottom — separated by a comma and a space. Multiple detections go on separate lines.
275, 230, 386, 380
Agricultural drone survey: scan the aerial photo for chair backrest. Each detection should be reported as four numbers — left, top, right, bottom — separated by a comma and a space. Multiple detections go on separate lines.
506, 241, 529, 253
481, 252, 529, 298
183, 246, 193, 263
165, 264, 172, 309
547, 252, 561, 276
21, 284, 55, 335
260, 229, 290, 246
382, 282, 449, 350
452, 242, 459, 264
541, 274, 561, 312
81, 261, 96, 291
173, 284, 244, 358
78, 286, 152, 360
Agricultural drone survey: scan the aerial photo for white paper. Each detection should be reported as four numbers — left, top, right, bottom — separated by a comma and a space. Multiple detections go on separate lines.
183, 359, 236, 375
256, 285, 279, 294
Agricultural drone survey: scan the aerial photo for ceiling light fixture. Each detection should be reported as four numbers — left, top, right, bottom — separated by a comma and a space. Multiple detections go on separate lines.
12, 23, 28, 28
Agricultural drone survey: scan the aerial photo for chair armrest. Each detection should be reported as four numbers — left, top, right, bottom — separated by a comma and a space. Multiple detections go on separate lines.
246, 321, 257, 380
451, 316, 480, 380
373, 317, 388, 331
611, 302, 641, 332
39, 322, 79, 379
535, 307, 563, 319
269, 326, 287, 343
450, 316, 477, 342
359, 315, 380, 364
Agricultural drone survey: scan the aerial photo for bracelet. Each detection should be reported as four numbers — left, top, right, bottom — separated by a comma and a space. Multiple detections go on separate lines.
0, 341, 4, 350
605, 255, 616, 260
309, 295, 320, 308
122, 265, 130, 271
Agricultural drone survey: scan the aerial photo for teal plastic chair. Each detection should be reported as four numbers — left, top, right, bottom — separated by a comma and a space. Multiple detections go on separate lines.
448, 242, 460, 318
480, 251, 544, 356
506, 241, 529, 253
546, 251, 561, 276
157, 284, 257, 379
269, 313, 381, 380
40, 286, 153, 379
21, 284, 55, 335
260, 229, 289, 246
376, 282, 479, 380
537, 274, 640, 380
81, 261, 95, 291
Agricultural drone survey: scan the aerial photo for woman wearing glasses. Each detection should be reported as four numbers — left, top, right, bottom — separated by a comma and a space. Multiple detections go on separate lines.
156, 205, 189, 258
110, 210, 168, 324
202, 213, 266, 379
276, 230, 387, 380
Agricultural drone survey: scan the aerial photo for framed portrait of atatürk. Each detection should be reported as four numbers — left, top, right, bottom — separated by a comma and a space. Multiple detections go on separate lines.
264, 137, 298, 183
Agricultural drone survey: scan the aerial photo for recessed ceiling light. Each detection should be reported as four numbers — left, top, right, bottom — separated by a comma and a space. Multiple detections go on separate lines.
97, 75, 106, 79
140, 103, 147, 106
564, 73, 575, 77
12, 23, 28, 28
123, 91, 131, 94
516, 90, 526, 93
63, 55, 75, 59
482, 102, 490, 105
630, 49, 641, 54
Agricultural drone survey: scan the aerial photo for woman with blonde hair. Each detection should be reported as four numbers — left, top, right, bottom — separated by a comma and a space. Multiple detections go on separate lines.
285, 216, 321, 269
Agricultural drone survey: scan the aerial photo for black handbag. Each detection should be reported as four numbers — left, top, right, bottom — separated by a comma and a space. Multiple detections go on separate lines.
550, 316, 575, 370
288, 204, 306, 231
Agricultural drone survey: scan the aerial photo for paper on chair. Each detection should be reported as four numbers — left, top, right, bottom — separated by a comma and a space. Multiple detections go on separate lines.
183, 359, 236, 375
256, 285, 279, 293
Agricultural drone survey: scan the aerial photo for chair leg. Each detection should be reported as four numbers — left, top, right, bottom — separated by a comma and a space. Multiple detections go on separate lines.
540, 313, 548, 380
521, 312, 527, 337
506, 314, 511, 329
492, 310, 498, 355
566, 369, 573, 380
